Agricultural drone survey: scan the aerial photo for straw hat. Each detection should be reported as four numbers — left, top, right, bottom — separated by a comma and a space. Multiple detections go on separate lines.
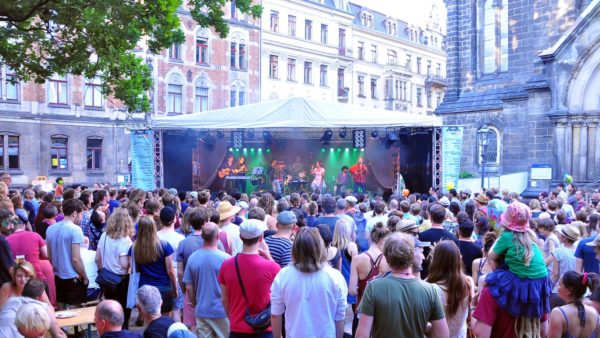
217, 201, 241, 221
559, 224, 581, 242
475, 194, 489, 205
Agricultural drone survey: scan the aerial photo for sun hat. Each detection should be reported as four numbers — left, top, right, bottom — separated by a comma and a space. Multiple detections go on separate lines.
500, 201, 531, 232
396, 219, 419, 233
475, 194, 489, 205
277, 210, 297, 225
239, 219, 267, 239
559, 224, 581, 242
217, 200, 241, 221
439, 196, 450, 207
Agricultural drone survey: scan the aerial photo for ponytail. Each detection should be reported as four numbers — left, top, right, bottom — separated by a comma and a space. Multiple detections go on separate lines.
562, 271, 600, 327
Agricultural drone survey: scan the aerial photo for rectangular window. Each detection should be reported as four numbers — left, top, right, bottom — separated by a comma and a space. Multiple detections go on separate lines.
338, 28, 345, 55
230, 90, 236, 107
427, 60, 432, 76
2, 67, 18, 101
358, 75, 365, 97
195, 86, 209, 113
288, 15, 296, 36
387, 50, 397, 65
196, 38, 208, 64
270, 11, 279, 32
337, 68, 344, 95
436, 63, 441, 76
50, 137, 68, 170
371, 45, 377, 63
231, 0, 237, 18
0, 135, 19, 170
169, 43, 181, 60
269, 55, 279, 79
48, 75, 68, 105
238, 90, 245, 106
427, 89, 432, 108
304, 61, 312, 84
319, 65, 328, 86
305, 20, 312, 40
321, 24, 328, 44
230, 42, 237, 68
238, 44, 246, 70
287, 58, 296, 81
416, 57, 422, 74
84, 77, 103, 108
406, 54, 412, 71
357, 42, 364, 60
416, 88, 423, 106
371, 78, 377, 99
86, 138, 102, 170
167, 84, 183, 114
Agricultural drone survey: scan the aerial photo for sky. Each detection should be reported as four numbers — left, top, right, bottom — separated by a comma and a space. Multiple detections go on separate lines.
350, 0, 446, 28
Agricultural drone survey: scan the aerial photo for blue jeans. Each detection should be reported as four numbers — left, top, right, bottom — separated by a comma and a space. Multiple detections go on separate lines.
230, 332, 273, 338
354, 182, 366, 193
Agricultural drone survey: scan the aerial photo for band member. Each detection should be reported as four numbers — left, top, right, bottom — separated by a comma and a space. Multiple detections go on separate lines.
272, 160, 286, 194
349, 157, 369, 193
311, 161, 326, 192
222, 153, 235, 191
210, 166, 229, 192
335, 166, 350, 194
291, 156, 304, 179
232, 156, 248, 192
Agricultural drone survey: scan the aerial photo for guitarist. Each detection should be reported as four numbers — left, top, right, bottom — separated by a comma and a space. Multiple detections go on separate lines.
232, 155, 248, 192
210, 166, 230, 193
349, 157, 369, 193
222, 154, 235, 191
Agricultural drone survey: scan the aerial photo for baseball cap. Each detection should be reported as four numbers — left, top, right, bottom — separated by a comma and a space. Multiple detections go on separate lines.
238, 201, 249, 209
439, 196, 450, 207
168, 188, 178, 196
159, 207, 176, 224
345, 195, 358, 204
239, 219, 267, 239
277, 211, 297, 225
189, 191, 198, 199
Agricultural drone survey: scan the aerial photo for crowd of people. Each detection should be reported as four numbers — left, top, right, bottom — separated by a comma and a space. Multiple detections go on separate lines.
2, 170, 600, 337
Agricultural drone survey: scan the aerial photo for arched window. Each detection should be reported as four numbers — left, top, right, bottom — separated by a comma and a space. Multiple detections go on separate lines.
167, 73, 184, 114
478, 125, 500, 165
195, 77, 210, 113
230, 82, 246, 107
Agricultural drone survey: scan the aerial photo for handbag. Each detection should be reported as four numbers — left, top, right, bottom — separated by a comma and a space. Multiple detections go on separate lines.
234, 255, 271, 331
96, 235, 124, 293
126, 245, 141, 309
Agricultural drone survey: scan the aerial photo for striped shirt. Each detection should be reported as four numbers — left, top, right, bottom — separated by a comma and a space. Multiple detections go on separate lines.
265, 236, 293, 268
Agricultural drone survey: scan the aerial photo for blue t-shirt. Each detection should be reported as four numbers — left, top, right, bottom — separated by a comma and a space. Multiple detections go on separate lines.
575, 236, 600, 274
315, 216, 339, 234
183, 248, 230, 318
108, 199, 121, 213
46, 220, 84, 279
129, 241, 174, 288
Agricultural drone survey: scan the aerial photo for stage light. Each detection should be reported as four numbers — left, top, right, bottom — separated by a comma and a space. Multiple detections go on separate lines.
203, 133, 216, 151
370, 128, 379, 138
266, 148, 271, 153
243, 148, 247, 152
337, 148, 341, 152
258, 148, 262, 152
339, 128, 347, 138
353, 148, 357, 152
321, 128, 333, 145
361, 148, 365, 152
321, 148, 325, 153
217, 130, 225, 139
387, 129, 399, 141
353, 129, 366, 148
330, 148, 334, 152
231, 131, 244, 149
345, 148, 349, 152
246, 129, 255, 140
229, 148, 233, 151
250, 148, 255, 152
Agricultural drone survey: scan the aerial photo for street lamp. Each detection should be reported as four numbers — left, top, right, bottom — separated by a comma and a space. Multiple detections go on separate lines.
477, 126, 491, 190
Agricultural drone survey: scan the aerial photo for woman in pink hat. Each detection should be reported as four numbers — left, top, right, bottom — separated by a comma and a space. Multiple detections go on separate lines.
483, 202, 552, 327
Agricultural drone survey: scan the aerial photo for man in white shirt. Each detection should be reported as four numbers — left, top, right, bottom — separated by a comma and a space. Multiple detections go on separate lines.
217, 201, 242, 255
80, 237, 101, 301
157, 207, 185, 322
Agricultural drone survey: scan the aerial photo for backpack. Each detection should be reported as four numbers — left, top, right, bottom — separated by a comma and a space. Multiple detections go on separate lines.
348, 211, 368, 252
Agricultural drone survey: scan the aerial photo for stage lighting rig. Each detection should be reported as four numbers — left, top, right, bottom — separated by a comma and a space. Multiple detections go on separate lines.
339, 128, 347, 138
387, 128, 399, 141
216, 130, 225, 139
353, 129, 365, 148
231, 131, 244, 149
321, 128, 333, 145
370, 128, 379, 138
246, 129, 255, 140
263, 130, 273, 146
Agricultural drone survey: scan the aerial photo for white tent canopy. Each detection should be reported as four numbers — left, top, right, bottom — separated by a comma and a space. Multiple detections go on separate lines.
151, 97, 442, 130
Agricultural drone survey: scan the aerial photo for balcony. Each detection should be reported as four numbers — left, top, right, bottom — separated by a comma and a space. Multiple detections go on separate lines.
425, 75, 447, 88
384, 97, 408, 112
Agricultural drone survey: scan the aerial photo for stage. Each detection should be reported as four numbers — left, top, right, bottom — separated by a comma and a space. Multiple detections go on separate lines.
146, 97, 443, 196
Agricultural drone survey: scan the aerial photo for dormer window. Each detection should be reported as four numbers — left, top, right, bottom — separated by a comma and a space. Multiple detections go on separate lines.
360, 11, 374, 28
385, 19, 397, 36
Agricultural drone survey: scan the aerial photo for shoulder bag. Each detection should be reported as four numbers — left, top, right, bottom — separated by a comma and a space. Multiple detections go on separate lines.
96, 235, 124, 293
234, 255, 271, 331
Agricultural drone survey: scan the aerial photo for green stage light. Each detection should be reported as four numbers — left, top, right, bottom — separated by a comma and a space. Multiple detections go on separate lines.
345, 148, 349, 152
266, 148, 271, 153
337, 148, 341, 152
330, 148, 334, 152
353, 148, 357, 152
229, 148, 233, 151
361, 148, 365, 152
321, 148, 326, 153
250, 148, 255, 152
243, 148, 247, 152
258, 148, 262, 152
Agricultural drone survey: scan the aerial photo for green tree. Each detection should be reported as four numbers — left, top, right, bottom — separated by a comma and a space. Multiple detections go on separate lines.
0, 0, 262, 114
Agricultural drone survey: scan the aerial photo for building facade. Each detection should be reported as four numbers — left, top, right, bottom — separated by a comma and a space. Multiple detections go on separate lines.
437, 0, 598, 186
260, 0, 447, 114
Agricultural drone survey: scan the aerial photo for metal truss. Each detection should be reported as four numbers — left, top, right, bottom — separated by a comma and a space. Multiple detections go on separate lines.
153, 130, 163, 189
433, 127, 442, 190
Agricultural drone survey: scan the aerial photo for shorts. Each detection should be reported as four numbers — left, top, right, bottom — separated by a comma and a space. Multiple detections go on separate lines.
174, 283, 184, 310
155, 284, 174, 313
55, 276, 87, 306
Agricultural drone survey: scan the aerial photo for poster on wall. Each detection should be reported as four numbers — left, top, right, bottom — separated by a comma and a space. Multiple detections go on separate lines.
441, 126, 463, 193
131, 130, 155, 191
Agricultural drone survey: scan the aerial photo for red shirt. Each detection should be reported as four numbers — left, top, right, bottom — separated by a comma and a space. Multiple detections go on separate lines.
218, 253, 280, 333
473, 287, 547, 338
6, 230, 46, 280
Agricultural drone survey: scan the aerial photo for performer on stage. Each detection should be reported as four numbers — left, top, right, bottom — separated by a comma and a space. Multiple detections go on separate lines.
349, 157, 369, 193
335, 166, 350, 195
311, 161, 326, 192
272, 160, 286, 194
232, 155, 248, 192
222, 154, 235, 191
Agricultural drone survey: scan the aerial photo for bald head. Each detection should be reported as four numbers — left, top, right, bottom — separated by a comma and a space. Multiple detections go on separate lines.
96, 300, 124, 327
201, 222, 219, 243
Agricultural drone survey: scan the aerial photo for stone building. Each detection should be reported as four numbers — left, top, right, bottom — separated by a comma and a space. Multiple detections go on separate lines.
436, 0, 599, 187
260, 0, 446, 114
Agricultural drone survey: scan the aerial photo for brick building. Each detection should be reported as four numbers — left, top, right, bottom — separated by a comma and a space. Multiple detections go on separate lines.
436, 0, 599, 187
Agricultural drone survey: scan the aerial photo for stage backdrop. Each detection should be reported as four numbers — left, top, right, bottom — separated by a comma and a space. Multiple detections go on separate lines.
161, 131, 432, 195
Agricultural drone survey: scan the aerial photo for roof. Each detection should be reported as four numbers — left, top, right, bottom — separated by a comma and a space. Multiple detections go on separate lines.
435, 86, 529, 114
348, 2, 411, 41
152, 97, 442, 130
302, 0, 352, 14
